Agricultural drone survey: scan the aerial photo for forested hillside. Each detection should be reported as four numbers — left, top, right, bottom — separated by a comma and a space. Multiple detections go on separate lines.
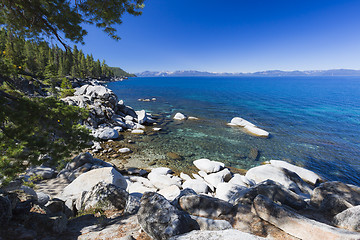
0, 29, 114, 81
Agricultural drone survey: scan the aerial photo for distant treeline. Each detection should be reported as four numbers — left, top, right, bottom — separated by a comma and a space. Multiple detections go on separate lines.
110, 67, 136, 78
0, 29, 133, 80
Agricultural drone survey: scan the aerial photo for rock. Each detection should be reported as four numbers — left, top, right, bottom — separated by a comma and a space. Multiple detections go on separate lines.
127, 182, 157, 195
61, 95, 91, 108
253, 194, 360, 240
137, 192, 199, 240
243, 125, 269, 138
114, 126, 123, 132
158, 185, 181, 201
173, 112, 187, 120
180, 172, 192, 181
230, 117, 256, 127
36, 192, 50, 206
125, 115, 134, 121
193, 159, 225, 173
167, 152, 183, 160
49, 212, 68, 233
198, 171, 207, 178
215, 182, 247, 202
26, 166, 56, 179
169, 229, 266, 240
119, 147, 131, 153
190, 215, 232, 231
311, 181, 360, 212
319, 194, 354, 216
204, 168, 232, 189
182, 179, 210, 194
148, 171, 182, 190
151, 167, 173, 175
229, 117, 269, 138
45, 199, 66, 214
248, 148, 259, 161
188, 116, 199, 120
136, 110, 147, 124
125, 194, 141, 215
230, 203, 265, 235
171, 188, 198, 210
179, 194, 233, 218
134, 123, 145, 129
228, 174, 255, 187
61, 167, 127, 201
20, 185, 38, 199
333, 205, 360, 232
97, 128, 119, 140
75, 181, 129, 211
270, 160, 322, 185
131, 129, 144, 134
245, 164, 312, 195
230, 180, 307, 210
0, 195, 12, 225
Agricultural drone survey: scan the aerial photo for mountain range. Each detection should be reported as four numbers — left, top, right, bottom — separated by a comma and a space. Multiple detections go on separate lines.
136, 69, 360, 77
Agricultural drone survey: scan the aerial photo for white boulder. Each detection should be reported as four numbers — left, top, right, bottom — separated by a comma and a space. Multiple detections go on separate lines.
182, 179, 210, 194
230, 117, 256, 127
270, 160, 322, 185
173, 112, 187, 120
151, 167, 173, 175
61, 167, 127, 200
97, 128, 119, 140
180, 172, 192, 181
245, 164, 310, 194
215, 182, 247, 202
229, 117, 269, 138
193, 159, 225, 173
158, 185, 181, 201
118, 148, 131, 153
229, 174, 255, 187
147, 172, 181, 190
204, 168, 232, 189
136, 110, 147, 124
243, 125, 269, 138
131, 129, 144, 134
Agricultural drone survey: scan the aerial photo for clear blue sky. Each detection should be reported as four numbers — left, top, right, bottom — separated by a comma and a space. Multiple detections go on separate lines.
77, 0, 360, 74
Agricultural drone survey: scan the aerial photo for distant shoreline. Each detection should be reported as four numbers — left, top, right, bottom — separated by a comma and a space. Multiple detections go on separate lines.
136, 69, 360, 77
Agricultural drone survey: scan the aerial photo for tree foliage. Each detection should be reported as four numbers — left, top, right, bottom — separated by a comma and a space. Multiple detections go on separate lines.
0, 0, 145, 47
0, 29, 115, 80
0, 0, 144, 184
0, 92, 91, 184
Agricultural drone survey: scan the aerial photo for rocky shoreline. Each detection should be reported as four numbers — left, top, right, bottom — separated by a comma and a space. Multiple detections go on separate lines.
1, 81, 360, 240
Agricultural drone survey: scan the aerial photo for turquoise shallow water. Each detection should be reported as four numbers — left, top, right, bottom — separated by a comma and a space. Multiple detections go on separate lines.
108, 76, 360, 186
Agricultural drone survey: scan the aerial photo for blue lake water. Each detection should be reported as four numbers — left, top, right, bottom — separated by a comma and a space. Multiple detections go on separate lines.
107, 76, 360, 186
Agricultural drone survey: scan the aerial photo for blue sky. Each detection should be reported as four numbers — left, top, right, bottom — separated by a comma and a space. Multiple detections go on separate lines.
77, 0, 360, 73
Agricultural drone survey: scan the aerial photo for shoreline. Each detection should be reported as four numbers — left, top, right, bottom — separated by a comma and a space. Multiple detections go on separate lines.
2, 79, 360, 239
